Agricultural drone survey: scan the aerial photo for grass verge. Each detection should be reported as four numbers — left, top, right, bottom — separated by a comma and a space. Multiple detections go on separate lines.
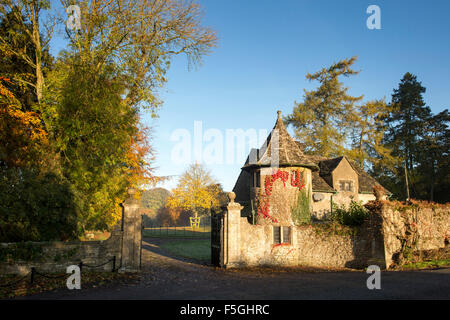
400, 259, 450, 270
159, 239, 211, 263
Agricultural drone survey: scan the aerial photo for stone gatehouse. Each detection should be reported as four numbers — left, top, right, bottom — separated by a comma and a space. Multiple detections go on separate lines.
232, 110, 388, 224
217, 111, 448, 269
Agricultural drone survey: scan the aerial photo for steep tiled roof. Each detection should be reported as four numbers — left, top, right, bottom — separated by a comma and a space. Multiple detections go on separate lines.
239, 111, 387, 194
318, 156, 345, 176
311, 171, 334, 192
306, 155, 389, 194
242, 111, 318, 171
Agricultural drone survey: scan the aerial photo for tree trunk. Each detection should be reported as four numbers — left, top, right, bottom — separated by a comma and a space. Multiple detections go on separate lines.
430, 159, 435, 202
31, 3, 43, 103
35, 54, 43, 102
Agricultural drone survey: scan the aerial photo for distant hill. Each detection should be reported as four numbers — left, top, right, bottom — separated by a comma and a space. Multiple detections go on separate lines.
140, 188, 171, 224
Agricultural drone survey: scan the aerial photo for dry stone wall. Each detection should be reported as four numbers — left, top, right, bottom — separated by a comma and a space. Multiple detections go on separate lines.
371, 200, 450, 268
0, 230, 122, 275
228, 214, 382, 269
0, 189, 143, 275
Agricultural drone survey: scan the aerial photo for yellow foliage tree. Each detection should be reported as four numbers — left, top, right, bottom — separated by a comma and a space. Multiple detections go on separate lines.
166, 163, 220, 218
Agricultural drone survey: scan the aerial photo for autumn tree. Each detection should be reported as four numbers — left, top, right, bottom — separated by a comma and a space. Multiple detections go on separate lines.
1, 0, 219, 233
60, 0, 217, 114
0, 76, 47, 168
29, 0, 216, 230
348, 99, 398, 171
0, 0, 54, 103
167, 163, 221, 218
44, 58, 153, 229
284, 56, 363, 158
0, 7, 54, 168
0, 77, 80, 241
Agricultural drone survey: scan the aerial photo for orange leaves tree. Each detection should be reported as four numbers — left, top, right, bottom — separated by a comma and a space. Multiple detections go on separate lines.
0, 77, 81, 241
0, 0, 217, 235
0, 77, 48, 167
46, 0, 216, 230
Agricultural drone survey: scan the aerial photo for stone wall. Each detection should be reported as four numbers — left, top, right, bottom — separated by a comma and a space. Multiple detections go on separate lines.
0, 230, 122, 275
222, 194, 385, 269
311, 192, 334, 220
236, 221, 383, 269
368, 200, 450, 268
359, 193, 376, 203
220, 191, 450, 270
0, 188, 143, 275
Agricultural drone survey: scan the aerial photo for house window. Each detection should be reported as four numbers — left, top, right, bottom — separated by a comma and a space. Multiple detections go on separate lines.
273, 226, 291, 244
273, 226, 281, 244
282, 226, 291, 244
252, 170, 260, 188
339, 180, 354, 192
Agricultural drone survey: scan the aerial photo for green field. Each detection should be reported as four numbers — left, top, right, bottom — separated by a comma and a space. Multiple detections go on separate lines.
159, 239, 211, 262
143, 226, 211, 238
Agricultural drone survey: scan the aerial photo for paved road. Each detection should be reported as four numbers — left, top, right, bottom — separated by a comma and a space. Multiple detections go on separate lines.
23, 239, 450, 300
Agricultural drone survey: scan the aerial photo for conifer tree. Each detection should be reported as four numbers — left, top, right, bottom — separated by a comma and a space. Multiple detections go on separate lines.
285, 56, 363, 158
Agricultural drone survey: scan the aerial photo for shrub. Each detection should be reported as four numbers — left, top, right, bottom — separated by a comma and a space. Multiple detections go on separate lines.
330, 200, 369, 227
0, 167, 82, 242
0, 242, 43, 262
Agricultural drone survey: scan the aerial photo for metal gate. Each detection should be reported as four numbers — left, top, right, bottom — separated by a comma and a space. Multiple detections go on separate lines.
210, 209, 223, 267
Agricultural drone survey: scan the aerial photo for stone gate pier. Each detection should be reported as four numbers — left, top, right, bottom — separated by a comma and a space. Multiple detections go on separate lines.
119, 188, 142, 272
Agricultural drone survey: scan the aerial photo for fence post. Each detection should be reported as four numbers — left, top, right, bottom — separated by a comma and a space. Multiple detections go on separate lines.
112, 256, 116, 272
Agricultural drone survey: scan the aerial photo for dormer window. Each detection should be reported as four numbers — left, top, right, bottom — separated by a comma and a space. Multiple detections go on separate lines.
339, 180, 354, 192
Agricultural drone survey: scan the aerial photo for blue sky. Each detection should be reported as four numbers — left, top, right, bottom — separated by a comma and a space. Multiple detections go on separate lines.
50, 0, 450, 192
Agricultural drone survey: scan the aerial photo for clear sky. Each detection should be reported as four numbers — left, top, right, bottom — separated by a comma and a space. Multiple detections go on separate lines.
50, 0, 450, 192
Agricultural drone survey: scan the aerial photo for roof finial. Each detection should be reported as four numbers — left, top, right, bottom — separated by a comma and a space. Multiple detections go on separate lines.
277, 110, 281, 119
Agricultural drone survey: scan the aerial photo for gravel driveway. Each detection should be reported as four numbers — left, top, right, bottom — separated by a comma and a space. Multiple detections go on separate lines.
22, 238, 450, 300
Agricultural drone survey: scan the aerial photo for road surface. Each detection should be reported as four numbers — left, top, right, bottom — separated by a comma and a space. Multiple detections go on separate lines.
22, 238, 450, 300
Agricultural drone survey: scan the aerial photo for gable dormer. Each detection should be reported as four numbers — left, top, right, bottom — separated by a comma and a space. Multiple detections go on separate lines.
318, 156, 358, 196
330, 157, 359, 196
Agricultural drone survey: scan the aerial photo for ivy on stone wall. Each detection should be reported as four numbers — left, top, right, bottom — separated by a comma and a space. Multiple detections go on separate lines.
291, 188, 311, 225
394, 206, 421, 266
258, 169, 307, 224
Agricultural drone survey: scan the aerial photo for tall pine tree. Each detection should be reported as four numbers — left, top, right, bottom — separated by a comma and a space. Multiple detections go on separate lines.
380, 73, 449, 201
285, 56, 363, 158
